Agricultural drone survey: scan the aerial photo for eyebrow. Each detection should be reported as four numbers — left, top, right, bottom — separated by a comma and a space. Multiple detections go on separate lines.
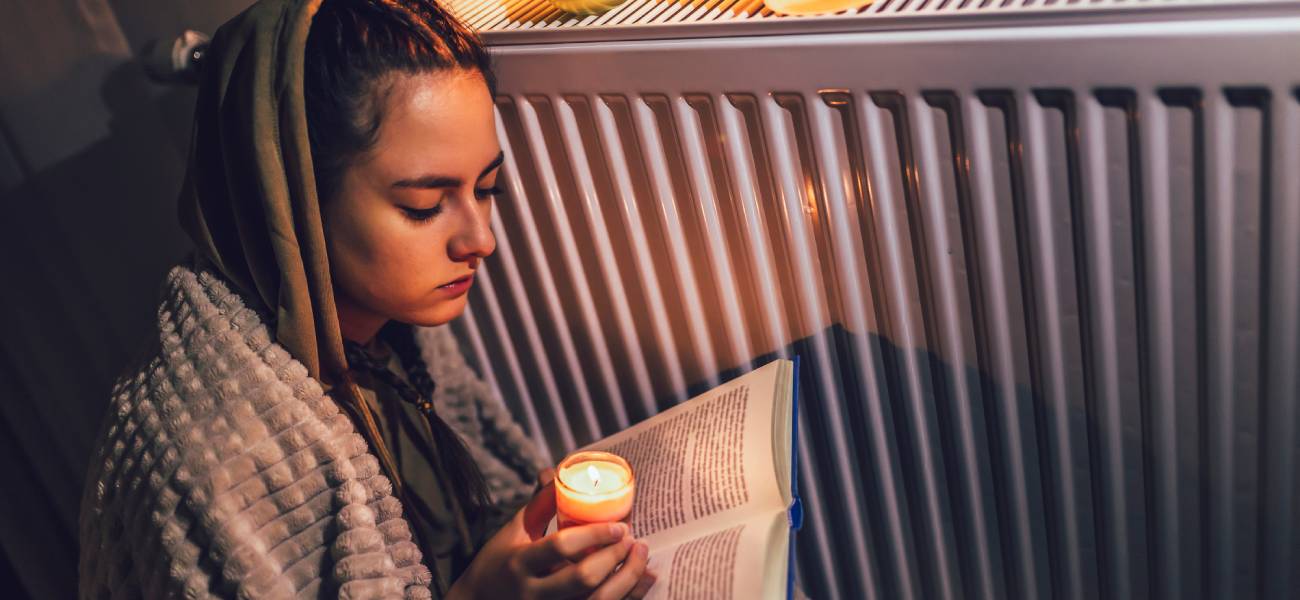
391, 151, 506, 189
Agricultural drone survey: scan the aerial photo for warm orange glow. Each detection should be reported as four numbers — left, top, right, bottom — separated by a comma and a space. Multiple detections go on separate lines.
555, 451, 636, 528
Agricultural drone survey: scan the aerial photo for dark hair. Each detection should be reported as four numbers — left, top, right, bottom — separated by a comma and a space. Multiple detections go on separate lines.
304, 0, 495, 202
305, 0, 495, 520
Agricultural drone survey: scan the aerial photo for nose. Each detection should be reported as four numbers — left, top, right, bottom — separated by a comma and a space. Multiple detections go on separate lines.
448, 198, 496, 266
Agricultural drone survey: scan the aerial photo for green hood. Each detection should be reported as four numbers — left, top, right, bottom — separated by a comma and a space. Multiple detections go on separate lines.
177, 0, 343, 384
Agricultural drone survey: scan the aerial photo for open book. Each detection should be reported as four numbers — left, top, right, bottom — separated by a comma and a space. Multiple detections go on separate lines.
554, 358, 803, 599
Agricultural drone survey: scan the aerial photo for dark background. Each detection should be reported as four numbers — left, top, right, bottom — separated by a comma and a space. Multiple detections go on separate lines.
0, 1, 254, 596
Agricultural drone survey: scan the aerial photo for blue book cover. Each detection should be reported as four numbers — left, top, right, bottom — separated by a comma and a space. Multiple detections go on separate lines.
787, 355, 803, 599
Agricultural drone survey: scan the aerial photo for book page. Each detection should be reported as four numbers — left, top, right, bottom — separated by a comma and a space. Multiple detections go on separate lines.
579, 360, 789, 549
640, 509, 790, 600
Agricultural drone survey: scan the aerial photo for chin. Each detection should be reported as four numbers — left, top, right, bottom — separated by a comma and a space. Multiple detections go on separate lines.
403, 295, 469, 327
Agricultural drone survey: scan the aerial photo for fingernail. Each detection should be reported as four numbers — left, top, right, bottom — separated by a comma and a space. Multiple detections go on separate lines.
609, 522, 627, 538
636, 542, 649, 558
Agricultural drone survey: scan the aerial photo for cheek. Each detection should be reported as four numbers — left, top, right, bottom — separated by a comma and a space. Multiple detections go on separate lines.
383, 227, 449, 291
332, 214, 455, 306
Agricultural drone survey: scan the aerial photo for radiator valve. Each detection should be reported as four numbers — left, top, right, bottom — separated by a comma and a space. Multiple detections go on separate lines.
141, 30, 210, 85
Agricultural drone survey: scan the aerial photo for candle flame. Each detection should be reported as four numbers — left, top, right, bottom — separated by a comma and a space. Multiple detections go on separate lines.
587, 464, 601, 489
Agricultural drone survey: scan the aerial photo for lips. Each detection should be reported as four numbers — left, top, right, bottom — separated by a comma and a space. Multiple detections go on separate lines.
437, 273, 475, 296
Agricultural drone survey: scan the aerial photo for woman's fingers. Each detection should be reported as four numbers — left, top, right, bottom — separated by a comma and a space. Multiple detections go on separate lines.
537, 467, 556, 488
516, 522, 629, 575
533, 533, 637, 598
587, 540, 654, 600
522, 468, 558, 541
627, 571, 658, 599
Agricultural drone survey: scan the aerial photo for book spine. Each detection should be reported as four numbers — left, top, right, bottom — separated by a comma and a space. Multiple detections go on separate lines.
788, 356, 803, 600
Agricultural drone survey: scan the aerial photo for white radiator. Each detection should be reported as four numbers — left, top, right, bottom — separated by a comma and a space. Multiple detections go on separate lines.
447, 2, 1300, 598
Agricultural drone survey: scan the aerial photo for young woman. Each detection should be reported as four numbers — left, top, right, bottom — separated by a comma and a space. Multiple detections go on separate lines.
78, 0, 655, 598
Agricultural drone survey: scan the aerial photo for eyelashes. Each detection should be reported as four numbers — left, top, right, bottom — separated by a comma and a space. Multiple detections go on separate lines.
400, 187, 504, 223
401, 205, 444, 222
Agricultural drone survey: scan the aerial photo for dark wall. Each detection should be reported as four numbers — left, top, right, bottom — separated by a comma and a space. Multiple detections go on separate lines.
0, 1, 253, 596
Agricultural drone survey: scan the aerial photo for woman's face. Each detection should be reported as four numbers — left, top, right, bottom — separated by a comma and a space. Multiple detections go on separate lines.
322, 68, 501, 342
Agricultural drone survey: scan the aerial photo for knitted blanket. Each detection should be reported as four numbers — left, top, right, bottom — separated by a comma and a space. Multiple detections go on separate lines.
79, 264, 545, 598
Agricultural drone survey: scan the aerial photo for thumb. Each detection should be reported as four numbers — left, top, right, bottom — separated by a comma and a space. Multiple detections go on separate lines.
533, 467, 555, 492
522, 468, 557, 541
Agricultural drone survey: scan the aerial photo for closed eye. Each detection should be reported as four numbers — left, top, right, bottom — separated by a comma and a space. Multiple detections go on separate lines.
475, 186, 504, 200
401, 204, 444, 222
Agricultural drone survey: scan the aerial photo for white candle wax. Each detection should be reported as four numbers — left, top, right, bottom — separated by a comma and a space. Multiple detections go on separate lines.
559, 460, 627, 494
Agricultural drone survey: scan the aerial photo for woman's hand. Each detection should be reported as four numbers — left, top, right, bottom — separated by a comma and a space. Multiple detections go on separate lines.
448, 468, 657, 599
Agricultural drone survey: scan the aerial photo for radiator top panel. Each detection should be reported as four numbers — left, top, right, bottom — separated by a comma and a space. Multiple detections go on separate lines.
449, 0, 1294, 40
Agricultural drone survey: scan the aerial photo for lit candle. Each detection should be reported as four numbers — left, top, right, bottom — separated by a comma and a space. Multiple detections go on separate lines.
555, 451, 636, 529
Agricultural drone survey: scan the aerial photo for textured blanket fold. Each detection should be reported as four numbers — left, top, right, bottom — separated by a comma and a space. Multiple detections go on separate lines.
79, 264, 544, 598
